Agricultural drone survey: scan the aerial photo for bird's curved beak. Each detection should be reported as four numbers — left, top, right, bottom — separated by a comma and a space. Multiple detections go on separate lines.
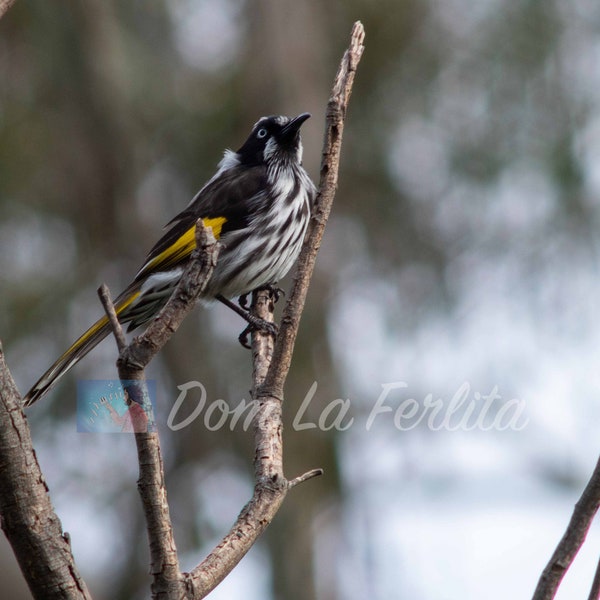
280, 112, 311, 143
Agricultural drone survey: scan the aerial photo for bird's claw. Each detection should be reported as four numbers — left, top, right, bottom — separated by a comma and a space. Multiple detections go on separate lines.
263, 283, 285, 303
238, 317, 279, 349
238, 284, 284, 310
238, 292, 250, 310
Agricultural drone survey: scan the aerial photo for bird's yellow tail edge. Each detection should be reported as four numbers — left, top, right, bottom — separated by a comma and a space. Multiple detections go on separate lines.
23, 290, 142, 406
56, 289, 141, 361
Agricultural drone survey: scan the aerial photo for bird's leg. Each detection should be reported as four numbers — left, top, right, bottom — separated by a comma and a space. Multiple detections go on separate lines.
217, 293, 279, 349
237, 284, 285, 347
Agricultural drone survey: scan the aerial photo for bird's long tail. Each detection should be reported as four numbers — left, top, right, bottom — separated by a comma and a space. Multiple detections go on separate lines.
23, 287, 142, 407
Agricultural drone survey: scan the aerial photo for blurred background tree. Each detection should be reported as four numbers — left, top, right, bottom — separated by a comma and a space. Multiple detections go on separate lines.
1, 1, 600, 599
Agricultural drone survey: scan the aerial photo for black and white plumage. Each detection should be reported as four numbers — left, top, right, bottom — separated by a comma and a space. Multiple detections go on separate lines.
24, 113, 316, 406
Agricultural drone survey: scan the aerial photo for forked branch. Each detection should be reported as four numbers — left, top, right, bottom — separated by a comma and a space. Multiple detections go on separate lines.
183, 21, 365, 598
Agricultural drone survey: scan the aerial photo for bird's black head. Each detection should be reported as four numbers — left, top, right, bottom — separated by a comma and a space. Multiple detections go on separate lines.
236, 113, 311, 167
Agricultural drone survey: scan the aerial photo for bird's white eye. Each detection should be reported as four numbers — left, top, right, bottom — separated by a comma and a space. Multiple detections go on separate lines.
257, 128, 268, 139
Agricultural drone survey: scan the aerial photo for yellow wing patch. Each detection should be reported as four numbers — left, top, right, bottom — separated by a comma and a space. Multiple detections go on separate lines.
203, 216, 227, 239
139, 217, 227, 277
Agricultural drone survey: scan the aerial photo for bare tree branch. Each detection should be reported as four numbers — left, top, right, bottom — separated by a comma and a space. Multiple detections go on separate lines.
532, 455, 600, 600
259, 20, 366, 401
99, 221, 220, 599
288, 468, 325, 489
0, 343, 92, 599
98, 285, 127, 352
0, 21, 364, 599
184, 21, 366, 599
184, 288, 285, 596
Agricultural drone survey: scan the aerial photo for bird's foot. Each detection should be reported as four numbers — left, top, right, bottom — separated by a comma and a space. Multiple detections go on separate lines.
238, 284, 285, 310
238, 317, 279, 349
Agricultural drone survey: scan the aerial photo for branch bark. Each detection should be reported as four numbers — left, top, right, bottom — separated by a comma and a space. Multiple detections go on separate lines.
100, 220, 220, 599
532, 455, 600, 600
0, 0, 16, 21
0, 343, 92, 599
259, 21, 365, 401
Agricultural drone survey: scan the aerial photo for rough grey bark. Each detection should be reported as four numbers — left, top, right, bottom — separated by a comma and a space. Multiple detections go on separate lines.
0, 344, 92, 600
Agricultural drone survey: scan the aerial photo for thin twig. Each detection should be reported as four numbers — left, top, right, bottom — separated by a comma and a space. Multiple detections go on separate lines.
288, 468, 325, 489
532, 455, 600, 600
98, 284, 127, 352
98, 284, 184, 594
125, 222, 218, 598
259, 20, 365, 401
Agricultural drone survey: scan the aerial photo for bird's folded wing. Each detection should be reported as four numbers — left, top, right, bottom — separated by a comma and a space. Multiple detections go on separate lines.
135, 164, 268, 281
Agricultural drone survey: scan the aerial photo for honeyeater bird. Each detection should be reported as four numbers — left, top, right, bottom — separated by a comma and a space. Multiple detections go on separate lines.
23, 113, 316, 407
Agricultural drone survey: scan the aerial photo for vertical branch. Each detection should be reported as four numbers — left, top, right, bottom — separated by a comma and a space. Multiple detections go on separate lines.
250, 289, 276, 389
250, 289, 283, 481
532, 455, 600, 600
135, 429, 182, 597
259, 21, 365, 400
